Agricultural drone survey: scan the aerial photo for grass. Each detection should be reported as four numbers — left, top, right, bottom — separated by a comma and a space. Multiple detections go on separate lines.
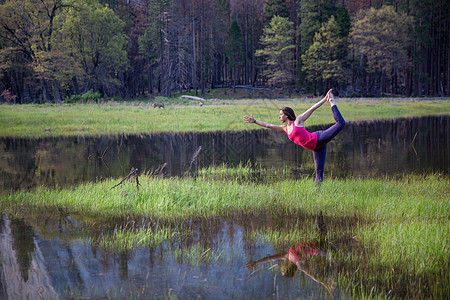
0, 98, 448, 137
173, 243, 224, 265
90, 226, 176, 253
2, 171, 447, 220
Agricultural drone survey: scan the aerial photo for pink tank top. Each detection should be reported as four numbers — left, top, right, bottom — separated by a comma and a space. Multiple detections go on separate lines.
285, 241, 320, 262
286, 124, 318, 151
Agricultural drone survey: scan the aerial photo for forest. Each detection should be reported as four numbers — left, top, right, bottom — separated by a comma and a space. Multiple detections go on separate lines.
0, 0, 449, 103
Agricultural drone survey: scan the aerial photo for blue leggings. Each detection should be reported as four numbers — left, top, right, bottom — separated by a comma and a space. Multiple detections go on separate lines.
312, 105, 345, 184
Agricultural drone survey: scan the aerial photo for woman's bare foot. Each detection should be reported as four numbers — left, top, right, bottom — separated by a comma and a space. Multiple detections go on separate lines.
328, 92, 336, 106
325, 89, 332, 102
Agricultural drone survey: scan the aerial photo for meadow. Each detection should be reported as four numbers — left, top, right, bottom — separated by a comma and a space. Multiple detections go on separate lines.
0, 97, 448, 137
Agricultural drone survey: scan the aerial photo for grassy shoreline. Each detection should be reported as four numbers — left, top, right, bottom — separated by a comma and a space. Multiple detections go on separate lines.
0, 98, 448, 137
3, 172, 446, 219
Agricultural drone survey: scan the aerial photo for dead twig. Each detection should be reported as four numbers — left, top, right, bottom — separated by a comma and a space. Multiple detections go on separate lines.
185, 146, 202, 176
101, 146, 109, 159
111, 167, 141, 190
411, 131, 418, 145
117, 133, 124, 157
410, 131, 418, 156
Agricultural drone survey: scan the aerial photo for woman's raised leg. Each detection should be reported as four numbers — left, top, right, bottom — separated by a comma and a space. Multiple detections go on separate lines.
315, 105, 345, 149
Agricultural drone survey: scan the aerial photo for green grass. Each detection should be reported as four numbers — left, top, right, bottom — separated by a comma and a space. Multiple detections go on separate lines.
0, 98, 448, 137
90, 226, 176, 253
2, 172, 447, 220
173, 243, 225, 265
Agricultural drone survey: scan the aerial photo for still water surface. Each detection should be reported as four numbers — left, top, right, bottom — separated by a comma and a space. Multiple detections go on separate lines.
0, 116, 448, 299
1, 211, 357, 299
1, 116, 448, 191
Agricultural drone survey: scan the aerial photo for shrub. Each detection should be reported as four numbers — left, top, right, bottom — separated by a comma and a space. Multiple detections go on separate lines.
65, 90, 102, 103
0, 88, 18, 104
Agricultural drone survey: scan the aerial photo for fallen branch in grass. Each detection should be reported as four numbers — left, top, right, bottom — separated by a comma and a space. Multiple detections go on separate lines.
185, 146, 202, 176
111, 167, 140, 190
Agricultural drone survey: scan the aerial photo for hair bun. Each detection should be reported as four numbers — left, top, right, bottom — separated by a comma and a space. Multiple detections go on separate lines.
281, 107, 296, 121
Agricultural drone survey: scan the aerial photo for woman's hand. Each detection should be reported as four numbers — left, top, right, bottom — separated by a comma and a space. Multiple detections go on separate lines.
244, 114, 256, 123
246, 261, 257, 269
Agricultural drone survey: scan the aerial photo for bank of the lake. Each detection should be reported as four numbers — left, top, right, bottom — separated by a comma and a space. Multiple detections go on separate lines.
0, 98, 448, 137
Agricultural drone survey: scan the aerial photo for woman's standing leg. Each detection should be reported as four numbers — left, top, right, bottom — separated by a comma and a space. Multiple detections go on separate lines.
313, 102, 345, 184
313, 145, 327, 184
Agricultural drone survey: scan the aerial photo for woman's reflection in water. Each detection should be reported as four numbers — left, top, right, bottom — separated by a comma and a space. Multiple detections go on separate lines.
246, 217, 336, 294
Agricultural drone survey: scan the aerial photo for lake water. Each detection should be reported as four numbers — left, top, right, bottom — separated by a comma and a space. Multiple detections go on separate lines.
0, 116, 448, 299
1, 116, 448, 192
1, 210, 360, 299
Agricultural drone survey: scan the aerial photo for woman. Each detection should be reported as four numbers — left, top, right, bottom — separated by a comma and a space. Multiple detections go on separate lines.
244, 89, 345, 184
245, 240, 323, 273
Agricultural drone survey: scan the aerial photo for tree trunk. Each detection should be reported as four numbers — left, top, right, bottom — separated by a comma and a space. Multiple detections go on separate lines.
245, 11, 249, 85
354, 54, 363, 91
53, 81, 61, 103
192, 9, 197, 96
147, 62, 153, 95
447, 17, 450, 95
200, 0, 205, 95
40, 79, 51, 103
72, 77, 80, 95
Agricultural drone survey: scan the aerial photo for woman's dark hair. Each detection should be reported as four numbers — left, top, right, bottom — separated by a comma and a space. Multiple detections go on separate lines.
281, 107, 296, 121
281, 261, 297, 277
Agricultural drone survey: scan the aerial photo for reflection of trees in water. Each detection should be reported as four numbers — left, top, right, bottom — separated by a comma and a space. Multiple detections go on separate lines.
0, 116, 448, 191
0, 215, 59, 299
10, 218, 36, 282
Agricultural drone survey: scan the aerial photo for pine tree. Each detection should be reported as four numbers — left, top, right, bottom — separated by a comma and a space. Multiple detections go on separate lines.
138, 0, 171, 95
298, 0, 336, 53
263, 0, 289, 24
301, 16, 347, 91
225, 20, 245, 86
256, 16, 295, 87
336, 5, 351, 38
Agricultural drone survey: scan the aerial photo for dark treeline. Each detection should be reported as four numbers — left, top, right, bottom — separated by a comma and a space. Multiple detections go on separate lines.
0, 0, 449, 103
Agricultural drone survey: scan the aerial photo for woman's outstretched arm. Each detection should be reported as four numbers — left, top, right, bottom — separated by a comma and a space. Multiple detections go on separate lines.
244, 114, 285, 133
246, 252, 287, 269
295, 89, 332, 126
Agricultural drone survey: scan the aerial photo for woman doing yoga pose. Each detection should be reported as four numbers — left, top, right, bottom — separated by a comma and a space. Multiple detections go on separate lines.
244, 89, 345, 184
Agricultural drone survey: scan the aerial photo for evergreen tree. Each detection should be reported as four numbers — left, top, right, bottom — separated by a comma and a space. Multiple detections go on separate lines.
263, 0, 289, 24
225, 20, 245, 85
336, 5, 351, 37
298, 0, 336, 53
138, 0, 171, 95
256, 16, 295, 87
301, 16, 347, 91
407, 0, 449, 96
